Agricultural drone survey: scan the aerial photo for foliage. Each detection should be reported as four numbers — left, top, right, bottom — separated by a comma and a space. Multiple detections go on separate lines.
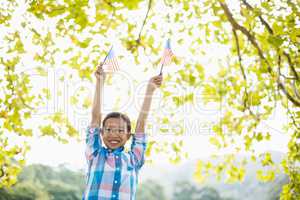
0, 0, 299, 199
172, 180, 230, 200
0, 164, 85, 200
136, 179, 167, 200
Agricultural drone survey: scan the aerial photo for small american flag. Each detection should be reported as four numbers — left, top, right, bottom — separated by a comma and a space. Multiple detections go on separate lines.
160, 39, 174, 66
102, 46, 120, 72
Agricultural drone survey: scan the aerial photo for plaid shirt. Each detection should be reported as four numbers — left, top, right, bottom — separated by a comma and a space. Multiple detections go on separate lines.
83, 126, 147, 200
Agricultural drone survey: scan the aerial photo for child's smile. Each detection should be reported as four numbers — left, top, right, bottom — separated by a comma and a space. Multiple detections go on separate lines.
107, 137, 122, 148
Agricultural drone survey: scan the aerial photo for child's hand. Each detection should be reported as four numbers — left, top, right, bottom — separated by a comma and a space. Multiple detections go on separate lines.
147, 74, 163, 92
95, 64, 106, 80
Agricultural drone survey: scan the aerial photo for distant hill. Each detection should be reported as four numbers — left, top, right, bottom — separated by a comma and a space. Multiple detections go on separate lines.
140, 151, 288, 200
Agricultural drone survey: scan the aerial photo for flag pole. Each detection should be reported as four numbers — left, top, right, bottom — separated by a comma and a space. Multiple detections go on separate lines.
159, 55, 166, 75
159, 63, 164, 75
98, 46, 112, 119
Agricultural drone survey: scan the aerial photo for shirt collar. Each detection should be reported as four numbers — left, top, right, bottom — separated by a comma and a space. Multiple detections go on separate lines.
103, 146, 124, 155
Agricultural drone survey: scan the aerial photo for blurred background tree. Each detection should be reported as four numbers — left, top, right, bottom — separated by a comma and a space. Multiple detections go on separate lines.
0, 163, 288, 200
136, 179, 167, 200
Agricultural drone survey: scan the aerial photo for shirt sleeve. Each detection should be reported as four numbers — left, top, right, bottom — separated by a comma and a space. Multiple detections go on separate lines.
85, 126, 102, 161
130, 133, 147, 170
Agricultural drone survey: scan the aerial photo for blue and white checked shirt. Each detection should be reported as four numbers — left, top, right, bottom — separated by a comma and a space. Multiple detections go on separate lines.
83, 126, 147, 200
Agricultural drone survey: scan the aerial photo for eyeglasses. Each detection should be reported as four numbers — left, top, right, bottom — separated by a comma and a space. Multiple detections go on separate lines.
103, 127, 127, 134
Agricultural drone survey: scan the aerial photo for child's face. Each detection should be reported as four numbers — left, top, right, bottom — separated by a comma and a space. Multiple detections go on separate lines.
101, 117, 130, 150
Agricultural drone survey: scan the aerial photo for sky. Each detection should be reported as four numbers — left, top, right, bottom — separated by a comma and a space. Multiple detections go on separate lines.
0, 0, 290, 171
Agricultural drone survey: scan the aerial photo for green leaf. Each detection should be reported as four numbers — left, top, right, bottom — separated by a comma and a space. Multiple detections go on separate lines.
272, 22, 284, 35
70, 95, 78, 105
35, 67, 48, 76
39, 125, 56, 136
172, 143, 180, 153
172, 96, 184, 107
260, 152, 273, 166
194, 160, 205, 183
256, 132, 263, 141
209, 137, 221, 148
267, 35, 284, 47
15, 38, 25, 53
256, 169, 275, 182
66, 123, 78, 137
83, 96, 91, 109
47, 6, 66, 17
184, 93, 194, 102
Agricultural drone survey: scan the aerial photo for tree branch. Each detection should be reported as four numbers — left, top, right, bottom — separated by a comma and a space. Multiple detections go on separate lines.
278, 54, 297, 80
219, 1, 272, 74
233, 29, 247, 80
232, 28, 248, 111
127, 0, 152, 52
241, 0, 299, 81
218, 0, 300, 107
137, 0, 152, 44
241, 0, 273, 34
278, 81, 300, 106
283, 52, 299, 81
292, 80, 300, 99
103, 0, 116, 31
0, 166, 4, 179
6, 66, 34, 110
232, 29, 265, 122
287, 104, 300, 131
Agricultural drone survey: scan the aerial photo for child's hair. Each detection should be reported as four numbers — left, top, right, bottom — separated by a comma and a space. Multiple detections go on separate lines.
102, 112, 131, 133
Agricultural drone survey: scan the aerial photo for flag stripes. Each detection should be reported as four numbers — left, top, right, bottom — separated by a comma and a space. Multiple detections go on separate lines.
102, 47, 120, 72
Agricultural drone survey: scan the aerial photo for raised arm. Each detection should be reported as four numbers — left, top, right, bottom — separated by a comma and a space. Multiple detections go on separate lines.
90, 65, 106, 128
135, 75, 163, 133
130, 75, 163, 169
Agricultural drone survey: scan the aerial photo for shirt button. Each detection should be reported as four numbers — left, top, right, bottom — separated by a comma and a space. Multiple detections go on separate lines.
116, 167, 120, 171
114, 180, 118, 183
115, 156, 119, 159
